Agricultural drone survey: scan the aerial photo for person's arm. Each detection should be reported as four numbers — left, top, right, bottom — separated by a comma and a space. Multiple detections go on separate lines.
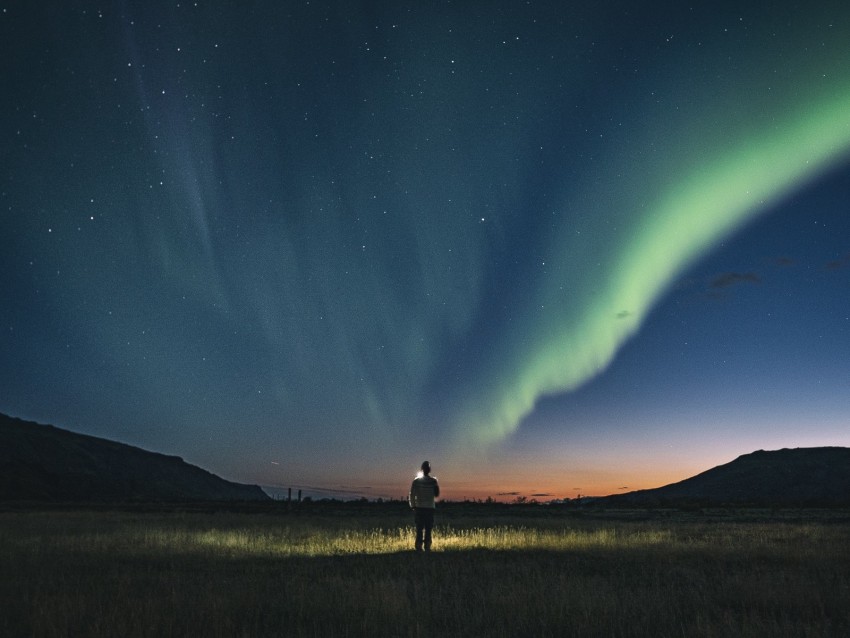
433, 479, 440, 499
408, 480, 416, 508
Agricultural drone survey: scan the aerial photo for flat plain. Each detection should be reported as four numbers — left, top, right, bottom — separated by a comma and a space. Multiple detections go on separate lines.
2, 503, 849, 637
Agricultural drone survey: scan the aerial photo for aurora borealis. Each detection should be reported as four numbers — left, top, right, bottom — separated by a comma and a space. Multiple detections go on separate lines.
3, 1, 849, 500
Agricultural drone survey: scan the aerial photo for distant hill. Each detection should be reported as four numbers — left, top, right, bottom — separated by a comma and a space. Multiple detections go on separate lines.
0, 413, 269, 502
603, 447, 850, 507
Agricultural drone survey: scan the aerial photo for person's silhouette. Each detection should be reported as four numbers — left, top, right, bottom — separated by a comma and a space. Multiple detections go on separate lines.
408, 460, 440, 552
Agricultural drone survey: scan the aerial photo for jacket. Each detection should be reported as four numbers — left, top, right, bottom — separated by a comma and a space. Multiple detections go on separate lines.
409, 475, 440, 509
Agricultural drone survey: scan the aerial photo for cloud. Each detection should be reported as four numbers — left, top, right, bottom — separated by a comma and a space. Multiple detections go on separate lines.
825, 253, 850, 270
710, 272, 761, 289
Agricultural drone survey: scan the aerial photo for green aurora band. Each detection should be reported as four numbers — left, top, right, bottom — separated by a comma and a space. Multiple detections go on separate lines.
454, 52, 850, 447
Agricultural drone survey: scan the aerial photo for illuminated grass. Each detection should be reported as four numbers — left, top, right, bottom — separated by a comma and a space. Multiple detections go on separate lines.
24, 516, 676, 558
144, 524, 672, 556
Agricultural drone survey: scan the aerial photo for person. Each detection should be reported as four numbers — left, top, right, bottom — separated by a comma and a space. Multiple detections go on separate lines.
408, 460, 440, 552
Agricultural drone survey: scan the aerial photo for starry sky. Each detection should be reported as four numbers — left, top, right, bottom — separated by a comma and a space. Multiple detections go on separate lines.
2, 1, 849, 501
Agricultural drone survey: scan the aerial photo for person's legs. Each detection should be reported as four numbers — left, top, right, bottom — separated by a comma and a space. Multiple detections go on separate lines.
422, 508, 435, 551
414, 509, 425, 551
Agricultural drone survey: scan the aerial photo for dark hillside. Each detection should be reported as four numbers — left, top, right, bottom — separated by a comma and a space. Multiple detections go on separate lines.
603, 447, 850, 507
0, 413, 269, 502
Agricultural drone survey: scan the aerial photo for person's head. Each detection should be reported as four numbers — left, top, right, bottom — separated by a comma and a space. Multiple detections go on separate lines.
421, 460, 431, 475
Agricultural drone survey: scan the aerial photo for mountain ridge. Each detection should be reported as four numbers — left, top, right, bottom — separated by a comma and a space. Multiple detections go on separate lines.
0, 413, 269, 502
602, 447, 850, 507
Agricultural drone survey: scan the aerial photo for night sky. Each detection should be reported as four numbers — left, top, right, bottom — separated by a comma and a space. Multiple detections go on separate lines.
3, 1, 849, 501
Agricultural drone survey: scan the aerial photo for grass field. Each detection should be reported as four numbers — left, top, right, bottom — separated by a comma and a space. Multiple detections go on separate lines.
2, 503, 849, 637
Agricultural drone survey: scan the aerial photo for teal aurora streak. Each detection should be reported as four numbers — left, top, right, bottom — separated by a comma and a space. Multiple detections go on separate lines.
451, 18, 850, 445
458, 84, 850, 445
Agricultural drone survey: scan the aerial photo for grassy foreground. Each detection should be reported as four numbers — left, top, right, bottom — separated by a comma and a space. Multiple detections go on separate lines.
2, 505, 849, 637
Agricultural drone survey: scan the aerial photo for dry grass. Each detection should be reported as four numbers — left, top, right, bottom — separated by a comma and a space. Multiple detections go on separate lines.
1, 507, 849, 637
